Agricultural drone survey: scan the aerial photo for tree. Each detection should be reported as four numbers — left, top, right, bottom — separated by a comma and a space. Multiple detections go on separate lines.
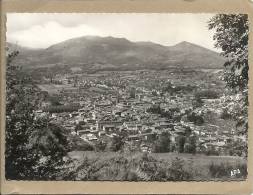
107, 135, 124, 152
192, 96, 203, 108
187, 112, 204, 126
95, 140, 107, 152
195, 90, 219, 99
163, 81, 174, 95
153, 131, 170, 153
5, 50, 69, 180
152, 90, 158, 96
208, 14, 248, 91
146, 104, 162, 114
75, 122, 83, 132
184, 136, 196, 154
130, 87, 136, 99
5, 51, 38, 179
28, 117, 69, 179
176, 136, 186, 153
48, 95, 62, 106
208, 14, 248, 137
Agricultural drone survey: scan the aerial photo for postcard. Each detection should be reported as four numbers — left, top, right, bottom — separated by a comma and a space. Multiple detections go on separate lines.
1, 0, 253, 194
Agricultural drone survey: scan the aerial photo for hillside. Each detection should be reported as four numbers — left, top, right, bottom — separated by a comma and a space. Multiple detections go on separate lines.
6, 42, 44, 66
67, 151, 246, 181
7, 36, 226, 69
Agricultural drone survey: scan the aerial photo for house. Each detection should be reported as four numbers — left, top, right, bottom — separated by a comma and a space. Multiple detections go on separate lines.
127, 135, 140, 141
86, 133, 98, 141
98, 131, 106, 137
77, 129, 91, 136
140, 144, 151, 153
139, 132, 157, 142
124, 122, 142, 129
127, 132, 157, 142
98, 121, 122, 130
81, 133, 98, 141
174, 126, 186, 135
102, 124, 117, 132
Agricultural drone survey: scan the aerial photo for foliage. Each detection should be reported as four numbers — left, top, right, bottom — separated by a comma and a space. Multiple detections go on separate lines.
28, 117, 70, 180
162, 82, 196, 94
75, 122, 83, 132
130, 87, 136, 98
68, 135, 94, 151
106, 135, 124, 152
146, 104, 172, 119
69, 153, 193, 181
95, 140, 107, 152
208, 14, 248, 91
192, 96, 204, 108
146, 104, 162, 114
227, 140, 247, 157
205, 146, 219, 156
151, 90, 158, 96
184, 136, 197, 154
219, 94, 247, 135
64, 151, 247, 181
208, 14, 248, 137
5, 50, 69, 180
165, 157, 191, 181
195, 90, 219, 99
43, 104, 79, 113
48, 95, 62, 106
176, 136, 186, 153
5, 51, 37, 179
162, 82, 174, 94
187, 112, 204, 125
153, 131, 170, 153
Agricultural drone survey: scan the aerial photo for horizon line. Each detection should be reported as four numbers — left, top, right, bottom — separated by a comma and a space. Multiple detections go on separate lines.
7, 34, 220, 53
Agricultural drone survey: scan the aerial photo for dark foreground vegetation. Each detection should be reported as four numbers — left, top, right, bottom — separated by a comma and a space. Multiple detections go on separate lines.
62, 151, 247, 181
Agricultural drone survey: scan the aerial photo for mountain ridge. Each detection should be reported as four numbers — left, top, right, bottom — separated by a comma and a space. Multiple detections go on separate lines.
7, 35, 226, 70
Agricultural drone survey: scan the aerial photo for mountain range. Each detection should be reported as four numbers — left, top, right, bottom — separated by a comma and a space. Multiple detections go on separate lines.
7, 36, 225, 70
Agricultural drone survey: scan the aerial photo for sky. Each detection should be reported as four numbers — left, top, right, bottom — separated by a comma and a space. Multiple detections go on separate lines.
6, 13, 218, 51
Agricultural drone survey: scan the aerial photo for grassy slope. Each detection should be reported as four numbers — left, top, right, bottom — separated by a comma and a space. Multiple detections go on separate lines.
69, 151, 246, 164
68, 151, 246, 181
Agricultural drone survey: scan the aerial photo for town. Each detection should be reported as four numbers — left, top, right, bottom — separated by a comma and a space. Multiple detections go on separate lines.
34, 68, 246, 157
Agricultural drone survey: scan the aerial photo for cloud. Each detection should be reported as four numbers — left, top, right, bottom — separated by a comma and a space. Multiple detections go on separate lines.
7, 21, 102, 48
6, 13, 218, 51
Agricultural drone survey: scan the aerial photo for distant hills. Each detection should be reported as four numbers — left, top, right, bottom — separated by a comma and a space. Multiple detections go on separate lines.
7, 36, 225, 70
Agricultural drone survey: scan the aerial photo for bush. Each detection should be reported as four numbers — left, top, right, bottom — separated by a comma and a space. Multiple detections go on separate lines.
43, 104, 79, 113
195, 90, 219, 99
205, 146, 219, 156
95, 141, 107, 152
166, 157, 192, 181
65, 152, 247, 181
126, 171, 138, 181
69, 135, 94, 151
153, 131, 170, 153
192, 96, 204, 108
68, 153, 193, 181
184, 136, 196, 154
106, 135, 124, 152
48, 95, 62, 106
176, 136, 186, 153
187, 112, 204, 125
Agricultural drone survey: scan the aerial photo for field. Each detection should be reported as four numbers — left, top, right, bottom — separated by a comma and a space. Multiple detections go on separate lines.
69, 151, 245, 163
37, 84, 77, 95
67, 151, 247, 181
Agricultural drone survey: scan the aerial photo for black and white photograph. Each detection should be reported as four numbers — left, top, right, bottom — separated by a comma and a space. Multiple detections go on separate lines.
5, 13, 248, 181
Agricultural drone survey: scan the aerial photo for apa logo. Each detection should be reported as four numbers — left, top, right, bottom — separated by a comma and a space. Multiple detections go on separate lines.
231, 169, 241, 177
